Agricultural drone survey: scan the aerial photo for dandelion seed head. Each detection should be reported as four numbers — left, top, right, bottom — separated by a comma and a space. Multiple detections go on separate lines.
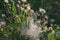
26, 18, 43, 40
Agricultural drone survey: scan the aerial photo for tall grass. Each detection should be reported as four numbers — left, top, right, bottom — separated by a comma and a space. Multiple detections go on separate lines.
0, 0, 60, 40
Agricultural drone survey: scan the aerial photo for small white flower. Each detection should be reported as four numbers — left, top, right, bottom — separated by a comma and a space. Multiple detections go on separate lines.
48, 27, 53, 31
21, 0, 27, 2
39, 8, 46, 14
4, 0, 9, 3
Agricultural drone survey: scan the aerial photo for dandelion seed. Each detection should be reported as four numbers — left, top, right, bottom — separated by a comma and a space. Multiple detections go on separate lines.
39, 8, 46, 14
